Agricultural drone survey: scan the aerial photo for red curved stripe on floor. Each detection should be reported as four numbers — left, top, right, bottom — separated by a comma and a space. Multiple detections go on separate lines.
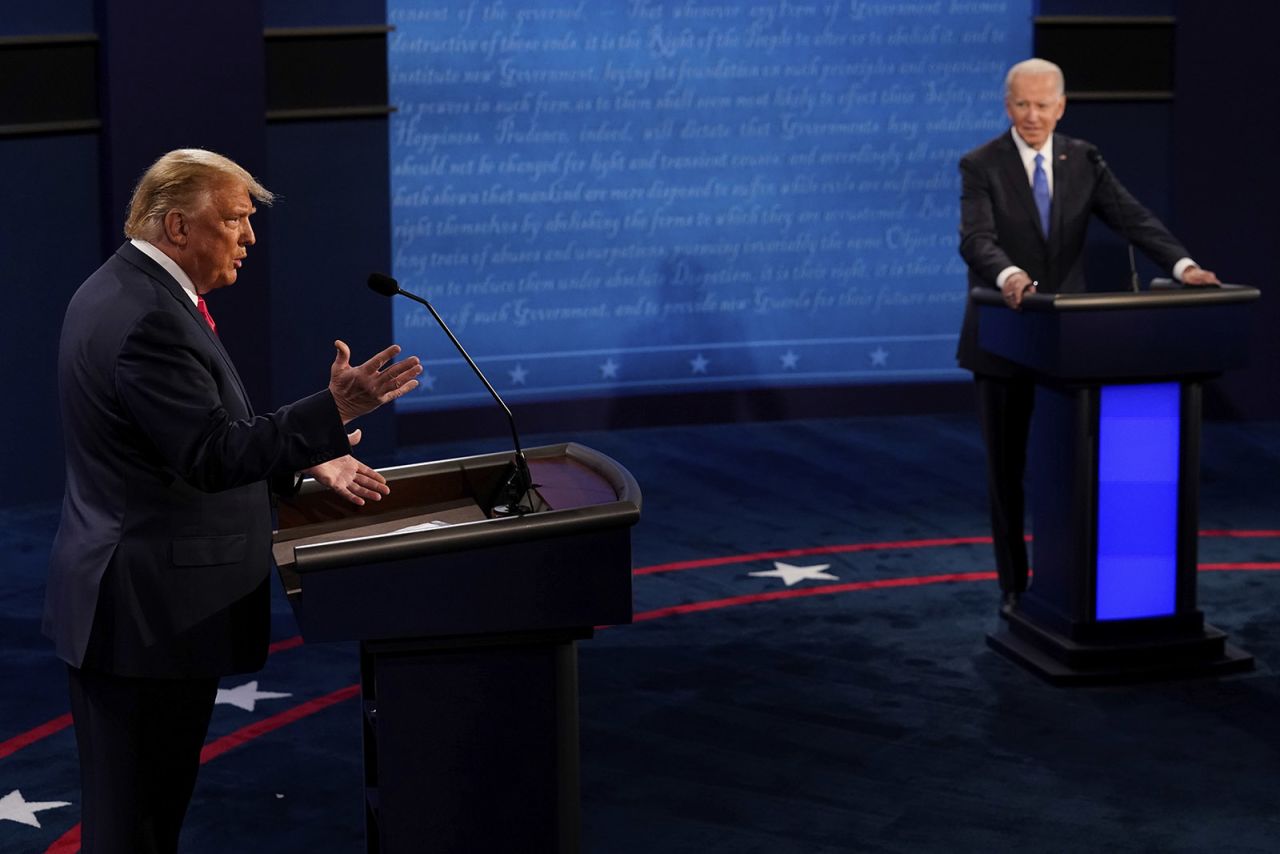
1200, 530, 1280, 538
0, 712, 71, 761
47, 685, 362, 854
21, 531, 1280, 854
632, 530, 1280, 577
634, 536, 997, 575
633, 571, 999, 621
11, 530, 1280, 764
268, 635, 305, 655
44, 825, 79, 854
1201, 562, 1280, 571
200, 684, 359, 763
36, 555, 1280, 853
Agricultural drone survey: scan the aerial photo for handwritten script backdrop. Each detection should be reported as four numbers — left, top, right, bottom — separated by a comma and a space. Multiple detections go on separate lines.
389, 0, 1032, 410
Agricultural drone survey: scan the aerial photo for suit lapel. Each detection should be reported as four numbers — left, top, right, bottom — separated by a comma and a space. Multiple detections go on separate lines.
115, 243, 255, 414
998, 134, 1044, 242
1049, 133, 1070, 250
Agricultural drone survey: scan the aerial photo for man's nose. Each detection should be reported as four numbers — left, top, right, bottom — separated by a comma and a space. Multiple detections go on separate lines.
242, 220, 256, 245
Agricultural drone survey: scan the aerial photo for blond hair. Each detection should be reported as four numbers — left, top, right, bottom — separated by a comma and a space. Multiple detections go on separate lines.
1005, 58, 1065, 98
123, 148, 274, 240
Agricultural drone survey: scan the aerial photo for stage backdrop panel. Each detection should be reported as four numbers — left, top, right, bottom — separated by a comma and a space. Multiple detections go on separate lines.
389, 0, 1032, 411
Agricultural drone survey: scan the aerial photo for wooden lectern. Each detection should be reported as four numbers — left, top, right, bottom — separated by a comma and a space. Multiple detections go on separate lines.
974, 283, 1259, 684
272, 442, 641, 852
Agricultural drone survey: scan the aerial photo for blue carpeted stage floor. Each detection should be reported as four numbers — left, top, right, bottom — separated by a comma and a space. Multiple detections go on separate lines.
3, 414, 1279, 853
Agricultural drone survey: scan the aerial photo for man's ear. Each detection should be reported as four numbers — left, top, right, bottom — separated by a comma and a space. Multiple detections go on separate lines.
162, 209, 188, 246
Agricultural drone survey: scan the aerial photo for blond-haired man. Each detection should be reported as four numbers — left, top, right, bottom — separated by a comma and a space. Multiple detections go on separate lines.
45, 149, 421, 853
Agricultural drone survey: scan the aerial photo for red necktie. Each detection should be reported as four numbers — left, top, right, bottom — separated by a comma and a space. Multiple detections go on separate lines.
196, 296, 217, 334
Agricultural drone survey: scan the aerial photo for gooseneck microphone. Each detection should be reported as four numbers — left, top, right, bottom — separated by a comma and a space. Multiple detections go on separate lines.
1086, 146, 1141, 294
367, 272, 541, 515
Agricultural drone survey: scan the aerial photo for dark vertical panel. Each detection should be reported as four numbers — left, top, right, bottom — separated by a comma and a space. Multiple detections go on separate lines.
265, 118, 396, 460
0, 3, 95, 36
1062, 101, 1176, 291
0, 135, 102, 504
94, 0, 273, 407
1174, 3, 1280, 418
264, 0, 387, 29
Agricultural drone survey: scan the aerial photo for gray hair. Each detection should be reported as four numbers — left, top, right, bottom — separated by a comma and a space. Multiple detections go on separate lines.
124, 148, 273, 240
1005, 58, 1065, 98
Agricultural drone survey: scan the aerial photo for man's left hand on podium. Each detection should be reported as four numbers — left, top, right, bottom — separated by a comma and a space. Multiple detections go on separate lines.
303, 429, 390, 506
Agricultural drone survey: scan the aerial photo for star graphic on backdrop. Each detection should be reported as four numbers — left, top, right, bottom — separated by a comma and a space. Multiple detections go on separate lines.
749, 561, 838, 587
690, 353, 710, 374
215, 680, 292, 712
599, 358, 620, 379
420, 370, 437, 392
869, 346, 889, 367
780, 350, 800, 370
509, 364, 529, 385
0, 789, 71, 829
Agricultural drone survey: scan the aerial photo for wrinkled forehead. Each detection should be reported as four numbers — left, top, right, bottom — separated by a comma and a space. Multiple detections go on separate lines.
1007, 71, 1063, 100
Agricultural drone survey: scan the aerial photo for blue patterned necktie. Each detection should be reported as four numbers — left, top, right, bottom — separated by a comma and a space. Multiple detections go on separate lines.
1033, 152, 1051, 239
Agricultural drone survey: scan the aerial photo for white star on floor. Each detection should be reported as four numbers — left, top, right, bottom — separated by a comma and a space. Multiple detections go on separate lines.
0, 789, 71, 829
216, 680, 292, 712
749, 561, 838, 586
509, 363, 529, 385
869, 346, 889, 367
780, 350, 800, 370
690, 353, 710, 374
600, 358, 620, 379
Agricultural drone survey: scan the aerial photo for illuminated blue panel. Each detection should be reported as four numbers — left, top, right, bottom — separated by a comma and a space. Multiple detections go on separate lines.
1095, 383, 1181, 620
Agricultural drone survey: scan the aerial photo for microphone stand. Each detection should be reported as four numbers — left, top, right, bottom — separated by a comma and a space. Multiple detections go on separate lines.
1088, 146, 1141, 293
371, 277, 541, 516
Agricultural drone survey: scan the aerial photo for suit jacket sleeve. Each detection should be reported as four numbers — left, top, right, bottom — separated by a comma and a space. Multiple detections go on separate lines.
115, 307, 348, 493
958, 152, 1017, 288
1089, 166, 1191, 272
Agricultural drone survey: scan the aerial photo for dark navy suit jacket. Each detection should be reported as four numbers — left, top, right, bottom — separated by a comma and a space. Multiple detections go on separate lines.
44, 242, 350, 677
956, 131, 1190, 376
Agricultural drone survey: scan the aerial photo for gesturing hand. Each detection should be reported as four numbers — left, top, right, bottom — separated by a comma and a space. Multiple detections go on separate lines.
303, 429, 390, 506
329, 340, 423, 424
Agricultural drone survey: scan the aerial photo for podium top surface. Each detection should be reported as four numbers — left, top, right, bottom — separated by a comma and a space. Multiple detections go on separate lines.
970, 282, 1259, 312
972, 284, 1259, 380
273, 442, 640, 576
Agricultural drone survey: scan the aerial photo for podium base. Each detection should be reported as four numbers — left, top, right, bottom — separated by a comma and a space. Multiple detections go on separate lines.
987, 609, 1254, 685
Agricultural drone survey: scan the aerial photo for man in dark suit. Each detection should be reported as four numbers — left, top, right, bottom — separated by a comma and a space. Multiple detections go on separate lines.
43, 148, 422, 853
956, 59, 1219, 611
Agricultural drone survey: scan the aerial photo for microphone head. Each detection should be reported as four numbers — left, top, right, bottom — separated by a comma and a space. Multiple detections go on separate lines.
367, 272, 400, 297
1086, 147, 1106, 167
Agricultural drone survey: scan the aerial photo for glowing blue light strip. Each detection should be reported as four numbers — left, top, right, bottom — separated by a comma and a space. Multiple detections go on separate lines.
1095, 383, 1181, 620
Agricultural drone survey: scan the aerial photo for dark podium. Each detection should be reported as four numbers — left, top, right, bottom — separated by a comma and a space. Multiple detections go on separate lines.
974, 283, 1259, 684
272, 442, 641, 852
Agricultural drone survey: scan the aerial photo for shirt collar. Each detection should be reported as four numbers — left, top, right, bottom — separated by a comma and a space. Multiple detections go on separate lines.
130, 238, 199, 306
1010, 127, 1054, 168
